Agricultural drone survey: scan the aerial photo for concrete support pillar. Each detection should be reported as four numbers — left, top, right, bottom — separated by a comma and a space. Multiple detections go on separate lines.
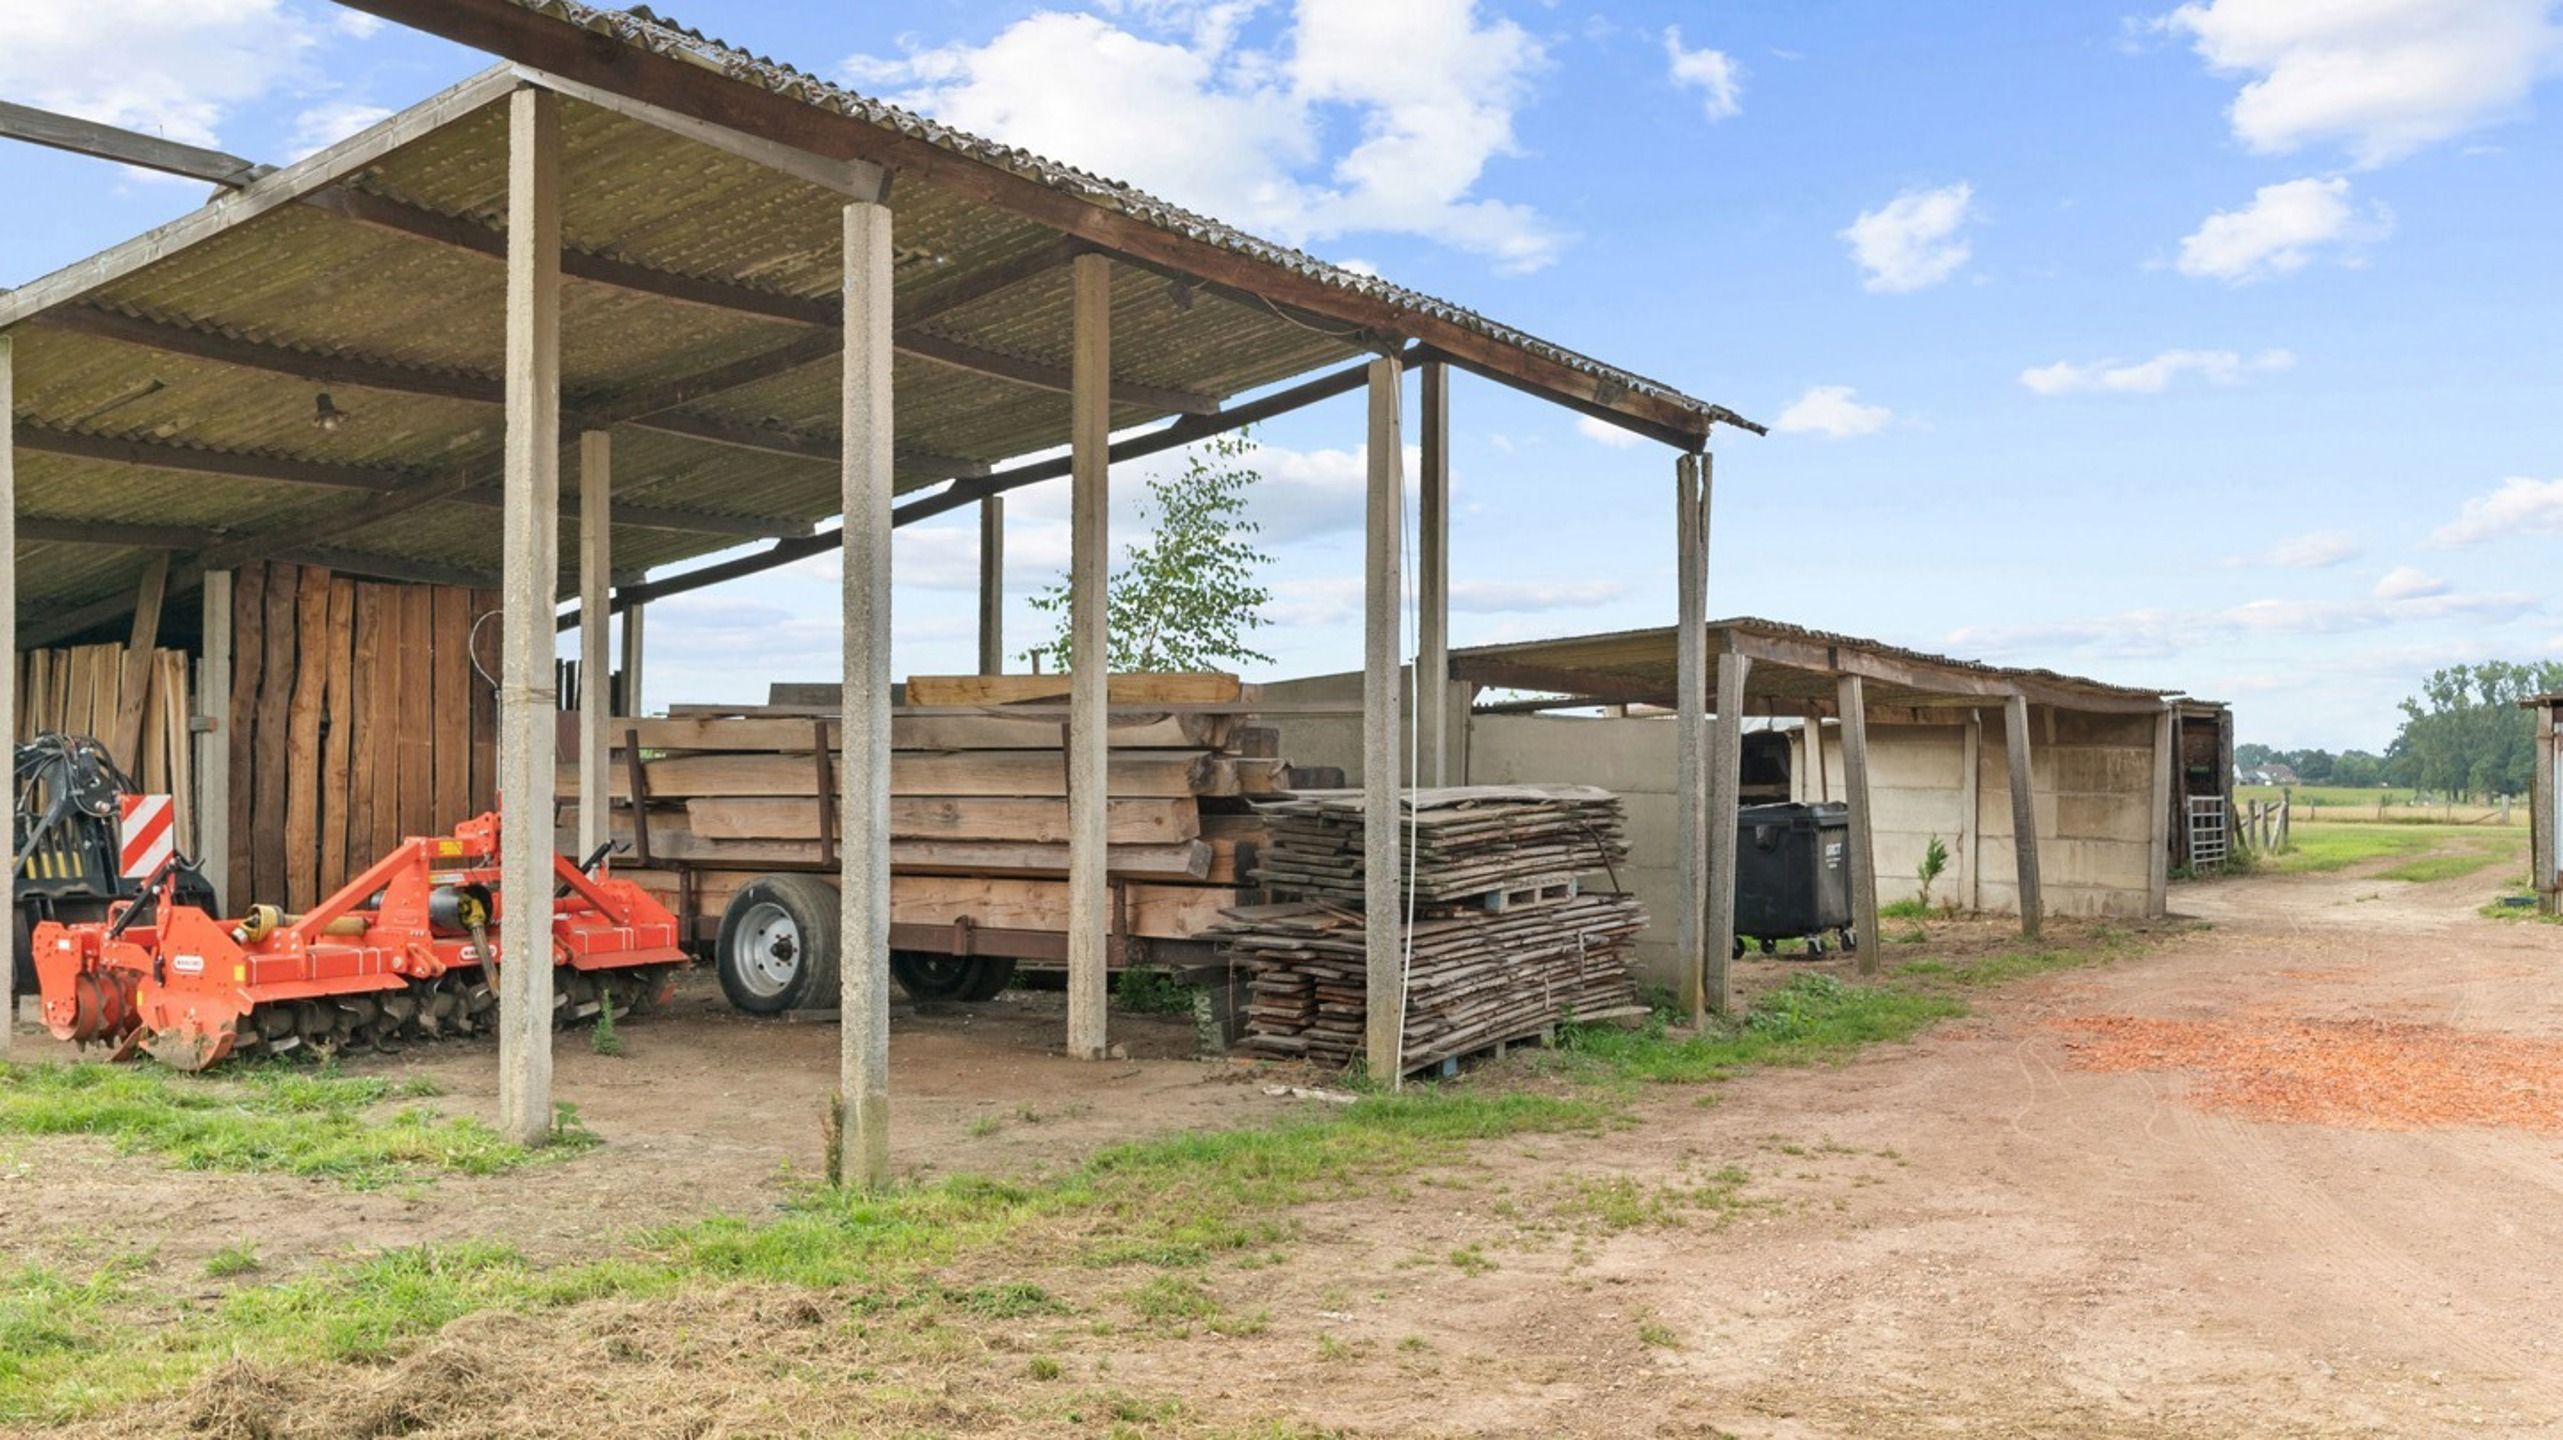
577, 430, 611, 860
1672, 455, 1708, 1026
837, 198, 898, 1185
1064, 253, 1113, 1062
2004, 692, 2045, 939
1416, 362, 1451, 787
977, 496, 1005, 675
1362, 355, 1407, 1083
617, 598, 645, 716
2532, 702, 2556, 917
1, 334, 14, 1052
2148, 706, 2175, 918
1837, 674, 1880, 975
198, 571, 234, 908
1705, 649, 1748, 1016
1961, 710, 1983, 911
496, 84, 562, 1147
1802, 705, 1827, 803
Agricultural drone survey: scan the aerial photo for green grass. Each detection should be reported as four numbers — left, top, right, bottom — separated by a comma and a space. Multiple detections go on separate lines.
2480, 895, 2563, 924
2262, 822, 2522, 876
0, 1061, 572, 1190
2375, 851, 2515, 884
1540, 974, 1964, 1087
1112, 968, 1201, 1016
202, 1244, 260, 1280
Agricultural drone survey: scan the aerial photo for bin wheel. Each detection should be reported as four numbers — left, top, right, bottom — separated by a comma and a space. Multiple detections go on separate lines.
1758, 937, 1778, 955
1731, 939, 1746, 961
716, 874, 841, 1015
1806, 936, 1828, 959
1840, 926, 1859, 954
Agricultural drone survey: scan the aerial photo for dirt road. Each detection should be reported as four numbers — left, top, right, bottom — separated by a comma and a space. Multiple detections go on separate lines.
17, 853, 2563, 1437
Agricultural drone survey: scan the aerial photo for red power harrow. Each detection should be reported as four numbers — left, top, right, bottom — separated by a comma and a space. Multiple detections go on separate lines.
30, 814, 687, 1071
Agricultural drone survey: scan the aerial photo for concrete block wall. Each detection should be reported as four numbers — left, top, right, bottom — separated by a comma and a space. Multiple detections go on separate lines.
1467, 714, 1683, 989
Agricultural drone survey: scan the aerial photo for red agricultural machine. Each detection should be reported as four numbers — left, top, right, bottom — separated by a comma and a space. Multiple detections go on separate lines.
29, 812, 687, 1071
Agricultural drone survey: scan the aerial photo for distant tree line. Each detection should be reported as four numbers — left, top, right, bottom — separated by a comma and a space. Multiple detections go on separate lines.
2244, 660, 2563, 800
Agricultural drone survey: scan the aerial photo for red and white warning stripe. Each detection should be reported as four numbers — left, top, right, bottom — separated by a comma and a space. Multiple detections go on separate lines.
118, 794, 176, 879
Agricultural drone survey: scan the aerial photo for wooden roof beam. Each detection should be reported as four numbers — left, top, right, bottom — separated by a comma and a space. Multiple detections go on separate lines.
0, 99, 266, 188
19, 517, 226, 549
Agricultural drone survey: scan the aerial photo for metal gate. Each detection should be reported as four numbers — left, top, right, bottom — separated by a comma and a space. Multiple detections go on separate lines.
2187, 796, 2229, 872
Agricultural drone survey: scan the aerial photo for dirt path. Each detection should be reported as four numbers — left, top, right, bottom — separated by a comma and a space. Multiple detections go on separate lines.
16, 862, 2563, 1437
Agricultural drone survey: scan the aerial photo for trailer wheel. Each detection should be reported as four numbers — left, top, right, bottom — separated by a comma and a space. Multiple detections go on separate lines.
890, 950, 994, 1003
958, 955, 1017, 1002
716, 874, 842, 1015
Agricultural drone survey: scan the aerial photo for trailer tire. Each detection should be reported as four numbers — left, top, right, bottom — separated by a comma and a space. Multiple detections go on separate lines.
890, 950, 984, 1003
958, 955, 1017, 1002
717, 874, 842, 1015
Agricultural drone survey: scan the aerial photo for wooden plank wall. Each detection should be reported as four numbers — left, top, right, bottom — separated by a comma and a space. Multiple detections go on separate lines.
225, 561, 503, 910
16, 642, 196, 853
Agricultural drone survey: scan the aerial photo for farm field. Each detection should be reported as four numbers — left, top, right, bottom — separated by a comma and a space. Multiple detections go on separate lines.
2237, 785, 2526, 826
3, 832, 2558, 1437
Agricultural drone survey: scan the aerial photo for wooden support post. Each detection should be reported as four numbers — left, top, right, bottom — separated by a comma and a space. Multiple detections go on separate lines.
1, 334, 13, 1052
976, 496, 1005, 675
1673, 455, 1708, 1026
1363, 355, 1406, 1081
2004, 692, 2044, 939
2148, 706, 2174, 917
1705, 649, 1750, 1014
2535, 704, 2557, 917
1064, 252, 1112, 1062
495, 84, 562, 1148
1802, 705, 1827, 803
198, 572, 234, 906
1837, 674, 1880, 976
1960, 709, 1982, 911
577, 430, 611, 860
115, 554, 172, 762
1417, 361, 1451, 787
617, 597, 645, 715
838, 197, 897, 1185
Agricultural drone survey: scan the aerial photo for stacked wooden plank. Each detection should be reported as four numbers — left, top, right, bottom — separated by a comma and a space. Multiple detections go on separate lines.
224, 562, 500, 914
576, 673, 1283, 942
17, 643, 196, 850
1215, 786, 1647, 1072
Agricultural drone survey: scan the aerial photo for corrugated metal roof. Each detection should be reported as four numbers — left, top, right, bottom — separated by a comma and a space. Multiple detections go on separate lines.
4, 6, 1749, 636
1452, 618, 2181, 713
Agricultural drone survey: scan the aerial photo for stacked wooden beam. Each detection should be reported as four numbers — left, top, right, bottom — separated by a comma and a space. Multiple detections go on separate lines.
17, 643, 196, 850
1215, 786, 1647, 1072
573, 673, 1283, 941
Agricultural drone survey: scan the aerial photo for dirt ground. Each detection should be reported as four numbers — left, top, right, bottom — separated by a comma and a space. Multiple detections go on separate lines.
12, 849, 2563, 1437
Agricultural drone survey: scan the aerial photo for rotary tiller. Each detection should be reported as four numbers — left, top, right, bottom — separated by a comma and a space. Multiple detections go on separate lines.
29, 813, 686, 1071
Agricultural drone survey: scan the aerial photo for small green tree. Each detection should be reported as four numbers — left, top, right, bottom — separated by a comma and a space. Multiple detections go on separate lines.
1915, 834, 1950, 910
1023, 431, 1275, 673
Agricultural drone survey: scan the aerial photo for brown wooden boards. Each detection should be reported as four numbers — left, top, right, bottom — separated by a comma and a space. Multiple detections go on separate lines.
282, 565, 331, 910
319, 577, 356, 895
905, 672, 1244, 706
688, 795, 1200, 845
431, 586, 472, 830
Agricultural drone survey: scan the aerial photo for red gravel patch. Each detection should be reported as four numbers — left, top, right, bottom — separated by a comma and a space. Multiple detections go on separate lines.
2053, 1014, 2563, 1133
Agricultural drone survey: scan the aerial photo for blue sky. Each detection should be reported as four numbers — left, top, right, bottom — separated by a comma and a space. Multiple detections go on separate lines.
5, 0, 2558, 751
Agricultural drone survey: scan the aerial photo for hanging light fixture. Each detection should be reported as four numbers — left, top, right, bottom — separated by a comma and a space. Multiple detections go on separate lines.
312, 392, 348, 433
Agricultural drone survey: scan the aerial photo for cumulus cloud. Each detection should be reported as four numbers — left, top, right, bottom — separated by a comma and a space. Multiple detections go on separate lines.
2176, 176, 2390, 282
2373, 565, 2449, 600
1839, 182, 1976, 293
2242, 529, 2361, 569
0, 0, 326, 148
286, 100, 391, 159
2019, 347, 2294, 396
1948, 584, 2540, 658
1450, 579, 1626, 613
2432, 475, 2563, 546
1772, 385, 1892, 439
1663, 26, 1742, 121
1575, 415, 1645, 449
847, 0, 1567, 273
2159, 0, 2563, 167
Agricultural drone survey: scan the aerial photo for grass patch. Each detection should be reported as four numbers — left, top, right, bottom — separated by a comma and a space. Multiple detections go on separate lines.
2480, 895, 2562, 924
1112, 968, 1200, 1016
0, 1061, 572, 1190
202, 1244, 260, 1280
2265, 823, 2522, 876
2375, 851, 2511, 884
1880, 897, 1932, 921
1543, 974, 1963, 1087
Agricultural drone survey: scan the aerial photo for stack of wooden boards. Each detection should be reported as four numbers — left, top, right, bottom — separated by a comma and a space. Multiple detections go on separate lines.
1215, 786, 1648, 1072
17, 642, 197, 850
565, 673, 1283, 942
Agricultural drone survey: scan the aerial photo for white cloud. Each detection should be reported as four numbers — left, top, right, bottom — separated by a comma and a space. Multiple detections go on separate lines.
2176, 176, 2390, 282
1663, 26, 1742, 121
2243, 529, 2361, 569
2160, 0, 2563, 167
286, 100, 391, 160
1839, 182, 1975, 293
847, 0, 1567, 273
2432, 475, 2563, 546
1575, 415, 1644, 449
2373, 565, 2449, 600
2020, 347, 2294, 395
1772, 384, 1892, 439
1949, 585, 2541, 658
0, 0, 323, 147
